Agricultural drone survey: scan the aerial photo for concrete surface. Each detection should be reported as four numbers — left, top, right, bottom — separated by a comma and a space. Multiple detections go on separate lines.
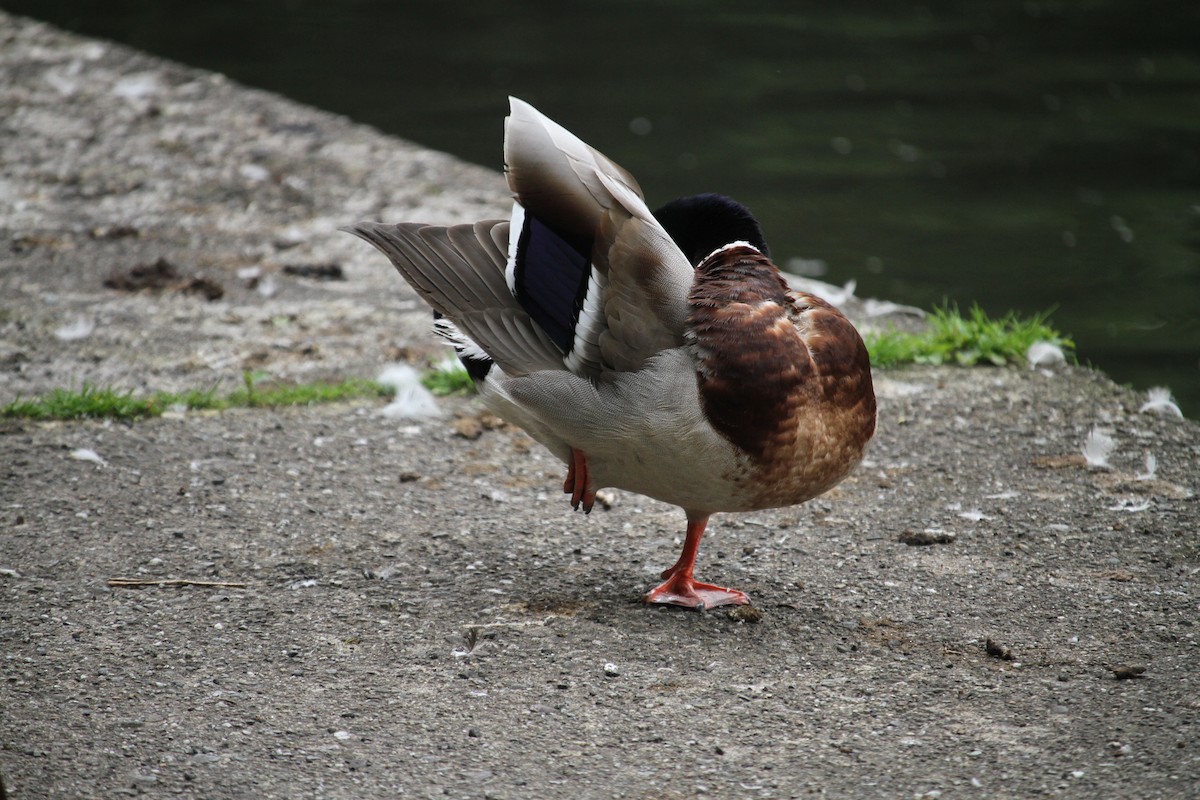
2, 12, 1198, 799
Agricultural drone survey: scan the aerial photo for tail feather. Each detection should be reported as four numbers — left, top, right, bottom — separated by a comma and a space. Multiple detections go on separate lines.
341, 220, 562, 376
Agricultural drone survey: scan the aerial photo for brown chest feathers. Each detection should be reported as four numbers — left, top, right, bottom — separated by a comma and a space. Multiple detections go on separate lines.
687, 246, 877, 506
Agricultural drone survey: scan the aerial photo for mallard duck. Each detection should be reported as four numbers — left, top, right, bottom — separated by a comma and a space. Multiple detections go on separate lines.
344, 97, 876, 611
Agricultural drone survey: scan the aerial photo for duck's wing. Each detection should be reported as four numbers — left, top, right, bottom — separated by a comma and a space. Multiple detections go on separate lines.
504, 97, 695, 376
503, 97, 642, 241
342, 219, 564, 376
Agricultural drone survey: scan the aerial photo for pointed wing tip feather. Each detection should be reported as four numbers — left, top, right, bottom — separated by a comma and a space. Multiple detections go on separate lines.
504, 97, 544, 165
340, 222, 376, 245
507, 96, 535, 120
340, 221, 387, 239
342, 222, 415, 257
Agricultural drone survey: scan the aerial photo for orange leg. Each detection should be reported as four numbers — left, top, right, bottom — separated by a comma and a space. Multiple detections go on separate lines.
563, 447, 597, 514
563, 451, 577, 493
644, 513, 750, 611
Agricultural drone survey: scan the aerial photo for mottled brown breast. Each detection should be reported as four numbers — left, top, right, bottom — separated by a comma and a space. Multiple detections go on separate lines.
688, 246, 876, 507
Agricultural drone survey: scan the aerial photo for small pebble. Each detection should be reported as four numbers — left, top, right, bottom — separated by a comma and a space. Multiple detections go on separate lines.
899, 529, 956, 546
1112, 664, 1146, 680
452, 416, 484, 440
727, 605, 763, 624
985, 638, 1014, 661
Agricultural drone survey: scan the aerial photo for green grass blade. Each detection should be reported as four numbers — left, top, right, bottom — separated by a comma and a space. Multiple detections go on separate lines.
1, 377, 393, 421
864, 304, 1074, 369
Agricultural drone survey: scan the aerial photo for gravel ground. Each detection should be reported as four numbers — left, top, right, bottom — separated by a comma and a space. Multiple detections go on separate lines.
2, 12, 1198, 800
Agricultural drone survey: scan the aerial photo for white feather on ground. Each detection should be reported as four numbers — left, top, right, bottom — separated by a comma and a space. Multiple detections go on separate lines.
70, 448, 107, 467
1081, 427, 1116, 469
862, 298, 926, 318
782, 274, 858, 307
1107, 498, 1152, 512
1138, 387, 1183, 418
1026, 341, 1066, 369
377, 364, 441, 419
55, 316, 95, 342
1135, 453, 1158, 481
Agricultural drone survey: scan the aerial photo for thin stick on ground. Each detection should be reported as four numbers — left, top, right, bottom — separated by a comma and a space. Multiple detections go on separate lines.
106, 577, 248, 589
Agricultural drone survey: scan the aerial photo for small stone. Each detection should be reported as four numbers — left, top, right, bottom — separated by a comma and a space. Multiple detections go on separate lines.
593, 489, 617, 510
453, 416, 484, 440
1111, 664, 1146, 680
282, 263, 345, 281
603, 662, 620, 678
727, 605, 763, 623
899, 529, 956, 546
985, 638, 1014, 661
477, 412, 506, 430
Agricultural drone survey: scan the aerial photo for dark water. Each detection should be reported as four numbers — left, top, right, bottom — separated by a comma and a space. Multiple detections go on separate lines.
11, 0, 1200, 416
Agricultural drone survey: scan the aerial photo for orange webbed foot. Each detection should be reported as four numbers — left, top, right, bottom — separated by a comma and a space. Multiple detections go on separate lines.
644, 574, 750, 611
643, 513, 750, 611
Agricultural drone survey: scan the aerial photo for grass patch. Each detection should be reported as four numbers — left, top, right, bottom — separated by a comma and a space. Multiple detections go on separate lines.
421, 360, 475, 396
229, 377, 392, 408
225, 372, 391, 408
1, 384, 184, 421
1, 374, 392, 422
865, 304, 1074, 368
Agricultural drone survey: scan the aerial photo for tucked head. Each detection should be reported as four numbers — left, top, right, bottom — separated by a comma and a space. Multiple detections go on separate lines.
653, 193, 771, 267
